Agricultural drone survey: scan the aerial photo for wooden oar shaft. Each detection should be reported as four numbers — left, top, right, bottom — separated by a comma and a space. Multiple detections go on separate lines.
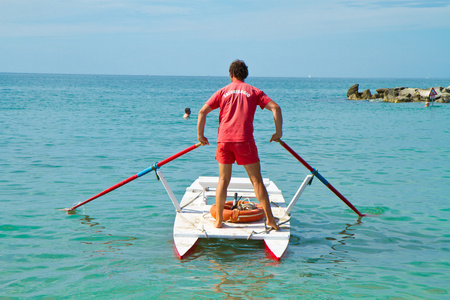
279, 140, 365, 217
66, 142, 203, 211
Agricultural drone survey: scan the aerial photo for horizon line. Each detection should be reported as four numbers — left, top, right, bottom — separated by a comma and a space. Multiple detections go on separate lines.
1, 71, 448, 81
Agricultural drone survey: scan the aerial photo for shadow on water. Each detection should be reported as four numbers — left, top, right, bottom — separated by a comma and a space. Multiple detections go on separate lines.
208, 258, 276, 299
178, 205, 391, 263
179, 238, 280, 298
67, 213, 137, 255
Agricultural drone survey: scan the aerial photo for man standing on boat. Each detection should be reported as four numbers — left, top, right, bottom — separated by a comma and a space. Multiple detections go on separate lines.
197, 59, 282, 230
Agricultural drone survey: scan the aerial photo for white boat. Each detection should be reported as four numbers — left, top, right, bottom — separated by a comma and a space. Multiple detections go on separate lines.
157, 170, 313, 260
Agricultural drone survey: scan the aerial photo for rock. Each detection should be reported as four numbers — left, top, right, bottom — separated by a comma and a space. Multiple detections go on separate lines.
348, 92, 363, 100
440, 94, 450, 103
384, 89, 399, 102
347, 84, 359, 98
361, 89, 372, 99
411, 91, 421, 102
347, 84, 450, 103
394, 87, 407, 91
415, 89, 431, 100
398, 88, 416, 97
394, 88, 416, 102
376, 88, 389, 94
372, 93, 383, 99
397, 94, 412, 103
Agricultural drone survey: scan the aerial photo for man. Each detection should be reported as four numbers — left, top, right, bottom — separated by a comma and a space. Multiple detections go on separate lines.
197, 60, 282, 229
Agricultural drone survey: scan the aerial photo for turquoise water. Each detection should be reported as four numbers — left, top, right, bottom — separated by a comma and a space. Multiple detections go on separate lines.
1, 73, 449, 299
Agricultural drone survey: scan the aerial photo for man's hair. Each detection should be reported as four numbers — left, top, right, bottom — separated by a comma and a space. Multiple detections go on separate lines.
229, 60, 248, 80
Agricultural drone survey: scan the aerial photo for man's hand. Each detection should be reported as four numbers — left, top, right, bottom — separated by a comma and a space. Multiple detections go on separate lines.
198, 135, 209, 145
270, 132, 282, 143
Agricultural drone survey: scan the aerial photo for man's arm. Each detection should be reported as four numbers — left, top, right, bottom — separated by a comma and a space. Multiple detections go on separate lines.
197, 103, 213, 145
265, 100, 283, 142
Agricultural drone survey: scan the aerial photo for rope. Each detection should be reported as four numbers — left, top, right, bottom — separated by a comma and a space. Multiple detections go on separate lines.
237, 200, 257, 210
180, 191, 203, 209
246, 217, 291, 239
176, 211, 208, 238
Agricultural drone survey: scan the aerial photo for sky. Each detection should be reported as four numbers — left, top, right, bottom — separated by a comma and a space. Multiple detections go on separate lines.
1, 0, 449, 78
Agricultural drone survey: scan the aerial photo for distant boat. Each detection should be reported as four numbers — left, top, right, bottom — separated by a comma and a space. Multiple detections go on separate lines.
308, 74, 311, 78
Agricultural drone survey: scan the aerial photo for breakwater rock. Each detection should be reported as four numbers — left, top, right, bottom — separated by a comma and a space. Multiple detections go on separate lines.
347, 84, 450, 103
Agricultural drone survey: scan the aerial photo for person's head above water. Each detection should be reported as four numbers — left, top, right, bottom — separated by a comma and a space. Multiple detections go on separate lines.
183, 108, 191, 119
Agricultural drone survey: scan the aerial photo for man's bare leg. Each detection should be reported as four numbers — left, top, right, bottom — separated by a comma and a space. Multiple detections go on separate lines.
215, 163, 232, 228
244, 162, 280, 230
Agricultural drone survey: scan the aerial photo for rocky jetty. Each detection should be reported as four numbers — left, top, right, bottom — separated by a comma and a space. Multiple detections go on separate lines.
347, 84, 450, 103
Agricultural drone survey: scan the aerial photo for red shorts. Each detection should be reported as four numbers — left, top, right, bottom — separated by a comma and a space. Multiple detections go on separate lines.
216, 142, 260, 165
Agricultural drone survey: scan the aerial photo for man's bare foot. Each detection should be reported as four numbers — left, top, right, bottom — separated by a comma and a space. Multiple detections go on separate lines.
214, 219, 223, 228
266, 219, 280, 230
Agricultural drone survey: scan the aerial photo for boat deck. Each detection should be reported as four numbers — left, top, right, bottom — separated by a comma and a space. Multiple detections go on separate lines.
173, 177, 290, 259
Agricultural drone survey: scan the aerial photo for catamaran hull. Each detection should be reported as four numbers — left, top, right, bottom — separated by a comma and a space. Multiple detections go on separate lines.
173, 177, 291, 260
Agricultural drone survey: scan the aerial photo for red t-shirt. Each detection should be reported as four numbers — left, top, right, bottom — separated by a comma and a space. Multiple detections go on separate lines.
206, 80, 272, 142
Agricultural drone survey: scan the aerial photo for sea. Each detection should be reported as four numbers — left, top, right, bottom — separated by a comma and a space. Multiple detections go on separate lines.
1, 73, 449, 299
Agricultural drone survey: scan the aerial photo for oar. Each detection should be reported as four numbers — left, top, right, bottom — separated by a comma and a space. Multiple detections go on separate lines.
65, 142, 203, 211
279, 140, 365, 217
